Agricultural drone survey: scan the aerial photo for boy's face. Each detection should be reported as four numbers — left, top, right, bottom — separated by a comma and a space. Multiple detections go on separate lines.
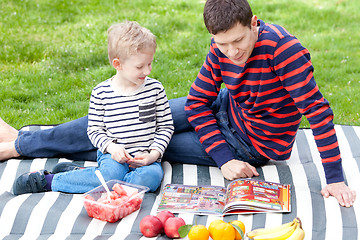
116, 50, 154, 87
212, 16, 258, 65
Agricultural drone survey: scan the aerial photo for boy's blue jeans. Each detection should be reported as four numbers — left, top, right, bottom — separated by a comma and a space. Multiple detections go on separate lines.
15, 89, 268, 169
51, 150, 163, 193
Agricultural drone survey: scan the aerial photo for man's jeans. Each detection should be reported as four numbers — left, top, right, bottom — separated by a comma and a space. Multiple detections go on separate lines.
51, 150, 163, 193
15, 89, 268, 168
214, 90, 269, 167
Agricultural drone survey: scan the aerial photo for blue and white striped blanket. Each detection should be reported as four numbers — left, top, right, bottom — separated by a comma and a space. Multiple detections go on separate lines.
0, 125, 359, 239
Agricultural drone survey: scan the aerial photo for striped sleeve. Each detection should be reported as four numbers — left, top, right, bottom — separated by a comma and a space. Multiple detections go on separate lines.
185, 47, 235, 168
150, 84, 174, 157
273, 35, 344, 184
87, 82, 114, 152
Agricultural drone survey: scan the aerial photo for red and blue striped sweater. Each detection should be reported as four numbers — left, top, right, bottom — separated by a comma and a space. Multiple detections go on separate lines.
185, 19, 343, 184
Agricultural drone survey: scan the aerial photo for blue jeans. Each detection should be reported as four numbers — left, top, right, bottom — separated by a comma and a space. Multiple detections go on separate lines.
15, 89, 268, 167
214, 90, 269, 167
51, 150, 163, 193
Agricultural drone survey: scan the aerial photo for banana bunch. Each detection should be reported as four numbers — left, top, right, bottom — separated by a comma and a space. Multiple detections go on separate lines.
247, 217, 305, 240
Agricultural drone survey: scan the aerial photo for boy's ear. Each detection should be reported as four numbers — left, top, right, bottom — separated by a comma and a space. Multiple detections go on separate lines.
112, 58, 122, 70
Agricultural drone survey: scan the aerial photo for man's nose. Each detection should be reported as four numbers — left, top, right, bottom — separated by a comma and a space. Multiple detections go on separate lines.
227, 45, 238, 57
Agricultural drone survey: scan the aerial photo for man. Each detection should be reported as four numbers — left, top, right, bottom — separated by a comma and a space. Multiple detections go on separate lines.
0, 0, 355, 207
184, 0, 355, 207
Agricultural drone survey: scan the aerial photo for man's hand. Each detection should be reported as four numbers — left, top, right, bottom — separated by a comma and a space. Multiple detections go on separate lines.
321, 182, 356, 207
106, 143, 133, 163
220, 159, 259, 180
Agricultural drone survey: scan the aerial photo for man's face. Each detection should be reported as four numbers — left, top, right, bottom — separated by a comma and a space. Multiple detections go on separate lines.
212, 16, 258, 65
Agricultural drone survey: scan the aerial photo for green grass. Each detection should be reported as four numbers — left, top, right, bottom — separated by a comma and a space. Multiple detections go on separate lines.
1, 0, 359, 129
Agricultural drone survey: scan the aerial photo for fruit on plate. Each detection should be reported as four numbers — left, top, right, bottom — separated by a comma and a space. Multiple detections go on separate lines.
246, 217, 305, 240
164, 216, 186, 238
83, 183, 143, 222
156, 210, 175, 226
139, 215, 164, 237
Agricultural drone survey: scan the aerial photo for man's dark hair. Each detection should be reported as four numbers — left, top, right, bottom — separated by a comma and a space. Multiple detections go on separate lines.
203, 0, 253, 34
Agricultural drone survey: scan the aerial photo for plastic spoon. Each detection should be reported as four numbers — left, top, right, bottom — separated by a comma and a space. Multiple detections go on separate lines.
95, 170, 112, 202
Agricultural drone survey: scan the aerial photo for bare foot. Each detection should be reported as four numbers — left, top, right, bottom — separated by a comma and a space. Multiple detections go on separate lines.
0, 141, 20, 161
0, 117, 18, 143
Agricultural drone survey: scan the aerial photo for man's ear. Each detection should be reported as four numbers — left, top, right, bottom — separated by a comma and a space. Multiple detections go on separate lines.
251, 15, 258, 30
112, 58, 122, 70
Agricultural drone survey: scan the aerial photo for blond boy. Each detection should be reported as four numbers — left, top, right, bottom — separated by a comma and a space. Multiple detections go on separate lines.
13, 21, 174, 195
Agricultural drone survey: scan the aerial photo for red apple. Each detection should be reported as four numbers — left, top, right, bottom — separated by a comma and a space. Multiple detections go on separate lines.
139, 215, 163, 237
164, 217, 186, 239
156, 210, 175, 226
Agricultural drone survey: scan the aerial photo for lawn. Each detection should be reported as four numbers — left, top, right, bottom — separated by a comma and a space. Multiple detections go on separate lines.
1, 0, 359, 129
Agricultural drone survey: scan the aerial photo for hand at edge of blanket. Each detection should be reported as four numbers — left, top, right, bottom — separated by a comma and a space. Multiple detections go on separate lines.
321, 181, 356, 208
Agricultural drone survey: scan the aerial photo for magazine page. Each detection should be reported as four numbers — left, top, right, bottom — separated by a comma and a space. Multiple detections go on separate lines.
223, 179, 291, 214
157, 184, 227, 215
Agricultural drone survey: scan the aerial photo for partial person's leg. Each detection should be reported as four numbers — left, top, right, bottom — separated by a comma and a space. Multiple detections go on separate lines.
0, 117, 21, 161
163, 130, 216, 166
15, 116, 97, 161
2, 96, 191, 161
0, 117, 18, 142
123, 162, 163, 192
168, 97, 193, 133
0, 141, 20, 161
163, 94, 223, 166
51, 151, 129, 193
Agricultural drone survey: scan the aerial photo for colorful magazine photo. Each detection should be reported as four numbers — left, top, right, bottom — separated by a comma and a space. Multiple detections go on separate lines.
157, 179, 291, 215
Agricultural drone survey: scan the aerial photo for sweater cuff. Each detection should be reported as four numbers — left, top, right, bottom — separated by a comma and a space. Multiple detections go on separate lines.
322, 160, 344, 184
208, 143, 235, 168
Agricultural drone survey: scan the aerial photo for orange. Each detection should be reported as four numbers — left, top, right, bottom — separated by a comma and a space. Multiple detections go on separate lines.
208, 219, 225, 235
230, 220, 246, 240
188, 224, 210, 240
208, 219, 236, 240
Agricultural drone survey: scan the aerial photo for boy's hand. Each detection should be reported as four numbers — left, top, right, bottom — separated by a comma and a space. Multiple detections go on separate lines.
127, 150, 161, 168
220, 159, 259, 180
106, 143, 133, 163
321, 182, 356, 207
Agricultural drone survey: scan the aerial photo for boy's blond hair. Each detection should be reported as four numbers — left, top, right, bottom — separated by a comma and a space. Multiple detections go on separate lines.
107, 21, 156, 64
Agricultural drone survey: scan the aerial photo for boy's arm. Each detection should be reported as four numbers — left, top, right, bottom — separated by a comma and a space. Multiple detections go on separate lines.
87, 87, 114, 153
148, 84, 174, 158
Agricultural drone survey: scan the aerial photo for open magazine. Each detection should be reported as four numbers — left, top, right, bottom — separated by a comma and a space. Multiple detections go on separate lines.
157, 179, 291, 215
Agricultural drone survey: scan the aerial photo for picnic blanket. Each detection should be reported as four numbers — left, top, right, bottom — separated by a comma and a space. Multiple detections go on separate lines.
0, 125, 359, 240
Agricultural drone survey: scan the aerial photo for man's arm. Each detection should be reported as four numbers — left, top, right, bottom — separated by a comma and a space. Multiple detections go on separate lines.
185, 43, 237, 169
273, 36, 355, 206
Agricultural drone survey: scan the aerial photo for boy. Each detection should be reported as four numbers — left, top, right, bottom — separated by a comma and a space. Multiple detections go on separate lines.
13, 21, 174, 194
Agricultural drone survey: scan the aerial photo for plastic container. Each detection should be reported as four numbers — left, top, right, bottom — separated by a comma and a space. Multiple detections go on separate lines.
83, 180, 149, 222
